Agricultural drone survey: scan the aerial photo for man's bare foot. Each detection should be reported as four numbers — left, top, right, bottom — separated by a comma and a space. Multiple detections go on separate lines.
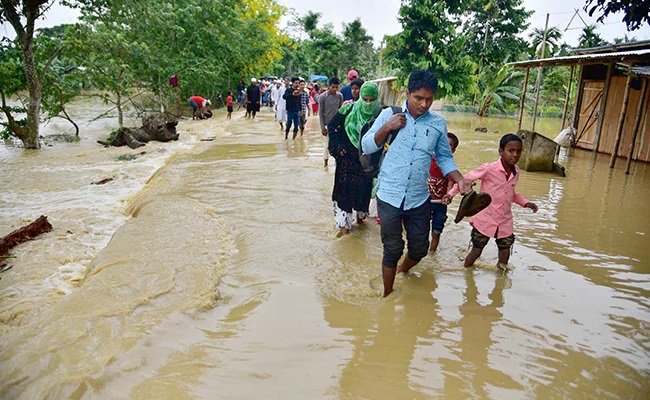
335, 228, 350, 238
397, 255, 418, 274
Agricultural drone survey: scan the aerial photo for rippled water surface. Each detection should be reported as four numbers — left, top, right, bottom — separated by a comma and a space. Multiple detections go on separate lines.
1, 103, 648, 399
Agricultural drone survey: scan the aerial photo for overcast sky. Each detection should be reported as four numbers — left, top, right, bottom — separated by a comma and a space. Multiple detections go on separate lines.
2, 0, 649, 48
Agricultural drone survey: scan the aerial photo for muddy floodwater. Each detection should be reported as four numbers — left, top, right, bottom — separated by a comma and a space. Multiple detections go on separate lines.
1, 100, 648, 399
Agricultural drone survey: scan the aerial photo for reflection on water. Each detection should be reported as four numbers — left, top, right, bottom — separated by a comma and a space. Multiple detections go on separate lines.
0, 105, 648, 399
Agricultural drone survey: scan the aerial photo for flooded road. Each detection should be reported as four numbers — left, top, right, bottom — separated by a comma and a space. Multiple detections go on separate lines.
0, 104, 648, 399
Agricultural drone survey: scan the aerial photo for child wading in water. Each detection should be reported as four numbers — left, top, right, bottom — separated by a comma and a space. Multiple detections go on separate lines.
448, 134, 538, 270
226, 91, 234, 119
429, 132, 459, 252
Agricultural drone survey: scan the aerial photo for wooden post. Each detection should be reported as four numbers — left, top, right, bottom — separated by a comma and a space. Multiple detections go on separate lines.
532, 13, 550, 133
593, 63, 613, 152
517, 68, 530, 132
625, 78, 648, 174
571, 65, 584, 135
610, 66, 633, 168
561, 65, 575, 129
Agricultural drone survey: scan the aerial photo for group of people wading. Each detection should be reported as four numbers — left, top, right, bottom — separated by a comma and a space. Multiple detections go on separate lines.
323, 69, 539, 297
190, 68, 539, 298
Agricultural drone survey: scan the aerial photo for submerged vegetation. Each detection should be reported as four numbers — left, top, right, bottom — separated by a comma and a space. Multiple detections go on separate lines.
0, 0, 645, 148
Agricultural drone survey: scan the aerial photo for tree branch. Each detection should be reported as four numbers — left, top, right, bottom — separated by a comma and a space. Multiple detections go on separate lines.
0, 0, 25, 38
43, 45, 64, 75
0, 90, 28, 138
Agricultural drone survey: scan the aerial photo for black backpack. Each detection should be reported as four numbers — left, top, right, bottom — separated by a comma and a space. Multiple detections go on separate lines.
359, 105, 403, 178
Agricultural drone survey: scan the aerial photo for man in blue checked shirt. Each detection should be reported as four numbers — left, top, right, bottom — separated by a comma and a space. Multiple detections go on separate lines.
361, 69, 472, 297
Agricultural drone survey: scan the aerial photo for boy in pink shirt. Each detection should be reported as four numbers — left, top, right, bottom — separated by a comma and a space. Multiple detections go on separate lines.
447, 134, 538, 270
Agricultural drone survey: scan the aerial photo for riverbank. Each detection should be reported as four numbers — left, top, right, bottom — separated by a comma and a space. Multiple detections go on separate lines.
0, 101, 219, 331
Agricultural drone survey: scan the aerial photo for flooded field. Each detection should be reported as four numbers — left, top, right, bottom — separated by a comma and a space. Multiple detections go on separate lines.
0, 102, 648, 399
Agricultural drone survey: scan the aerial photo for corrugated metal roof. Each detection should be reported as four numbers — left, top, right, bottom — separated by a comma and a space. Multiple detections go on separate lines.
631, 66, 650, 76
509, 49, 650, 68
570, 40, 650, 55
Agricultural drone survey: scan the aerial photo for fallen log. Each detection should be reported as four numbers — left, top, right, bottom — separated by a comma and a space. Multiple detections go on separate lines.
91, 177, 114, 185
99, 113, 179, 149
0, 216, 53, 270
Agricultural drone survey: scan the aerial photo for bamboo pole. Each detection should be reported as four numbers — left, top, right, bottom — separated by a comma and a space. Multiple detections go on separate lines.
531, 13, 550, 133
517, 68, 530, 132
610, 66, 633, 168
625, 78, 648, 174
593, 63, 613, 152
561, 65, 575, 129
571, 65, 584, 137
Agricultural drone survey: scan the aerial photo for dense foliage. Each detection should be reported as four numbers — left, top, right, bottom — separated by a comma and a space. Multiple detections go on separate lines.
1, 0, 646, 148
584, 0, 650, 31
278, 12, 378, 81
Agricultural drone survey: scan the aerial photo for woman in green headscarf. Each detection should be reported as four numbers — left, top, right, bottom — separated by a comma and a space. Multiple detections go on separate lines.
327, 82, 381, 237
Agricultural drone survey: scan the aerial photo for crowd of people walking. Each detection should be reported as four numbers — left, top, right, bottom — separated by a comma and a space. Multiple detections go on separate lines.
191, 68, 540, 298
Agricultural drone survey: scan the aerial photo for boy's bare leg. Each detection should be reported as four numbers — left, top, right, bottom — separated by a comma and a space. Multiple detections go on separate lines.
397, 255, 418, 274
464, 248, 482, 267
429, 233, 441, 252
382, 266, 397, 297
497, 248, 510, 266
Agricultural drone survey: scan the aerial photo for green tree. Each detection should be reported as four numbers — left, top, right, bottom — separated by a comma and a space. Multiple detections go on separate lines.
76, 0, 285, 112
612, 34, 636, 44
528, 26, 563, 58
584, 0, 650, 31
37, 24, 85, 136
477, 65, 523, 116
384, 0, 474, 97
0, 37, 27, 140
578, 25, 608, 48
0, 0, 68, 148
299, 10, 321, 35
540, 66, 571, 109
341, 19, 377, 78
72, 22, 142, 127
463, 0, 532, 66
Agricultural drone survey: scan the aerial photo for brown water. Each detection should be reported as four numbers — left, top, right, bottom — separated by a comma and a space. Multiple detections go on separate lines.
1, 103, 648, 399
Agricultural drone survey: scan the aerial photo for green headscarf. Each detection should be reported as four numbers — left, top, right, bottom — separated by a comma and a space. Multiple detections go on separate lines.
341, 82, 380, 149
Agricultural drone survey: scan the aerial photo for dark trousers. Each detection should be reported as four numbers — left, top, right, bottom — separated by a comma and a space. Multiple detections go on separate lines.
286, 111, 300, 133
378, 198, 431, 269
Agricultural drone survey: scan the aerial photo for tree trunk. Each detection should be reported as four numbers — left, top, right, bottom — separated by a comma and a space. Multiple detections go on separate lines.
22, 49, 43, 149
2, 0, 44, 149
116, 92, 124, 128
61, 107, 80, 137
477, 96, 492, 117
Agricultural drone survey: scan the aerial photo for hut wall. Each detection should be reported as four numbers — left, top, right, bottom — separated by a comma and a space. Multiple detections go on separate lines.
576, 80, 604, 149
576, 75, 650, 162
373, 78, 405, 107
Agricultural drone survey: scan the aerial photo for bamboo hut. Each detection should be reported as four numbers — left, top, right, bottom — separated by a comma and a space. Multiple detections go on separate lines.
510, 41, 650, 174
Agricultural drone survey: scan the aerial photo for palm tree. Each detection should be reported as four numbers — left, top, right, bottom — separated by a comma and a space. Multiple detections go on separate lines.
528, 26, 563, 58
578, 25, 607, 48
300, 11, 321, 37
477, 65, 523, 116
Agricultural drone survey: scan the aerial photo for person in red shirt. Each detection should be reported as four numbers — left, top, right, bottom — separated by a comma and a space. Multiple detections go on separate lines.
428, 132, 459, 252
226, 91, 234, 119
448, 134, 539, 270
188, 95, 211, 120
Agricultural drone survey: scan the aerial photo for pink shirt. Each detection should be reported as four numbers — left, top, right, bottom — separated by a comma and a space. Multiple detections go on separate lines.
449, 159, 529, 238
